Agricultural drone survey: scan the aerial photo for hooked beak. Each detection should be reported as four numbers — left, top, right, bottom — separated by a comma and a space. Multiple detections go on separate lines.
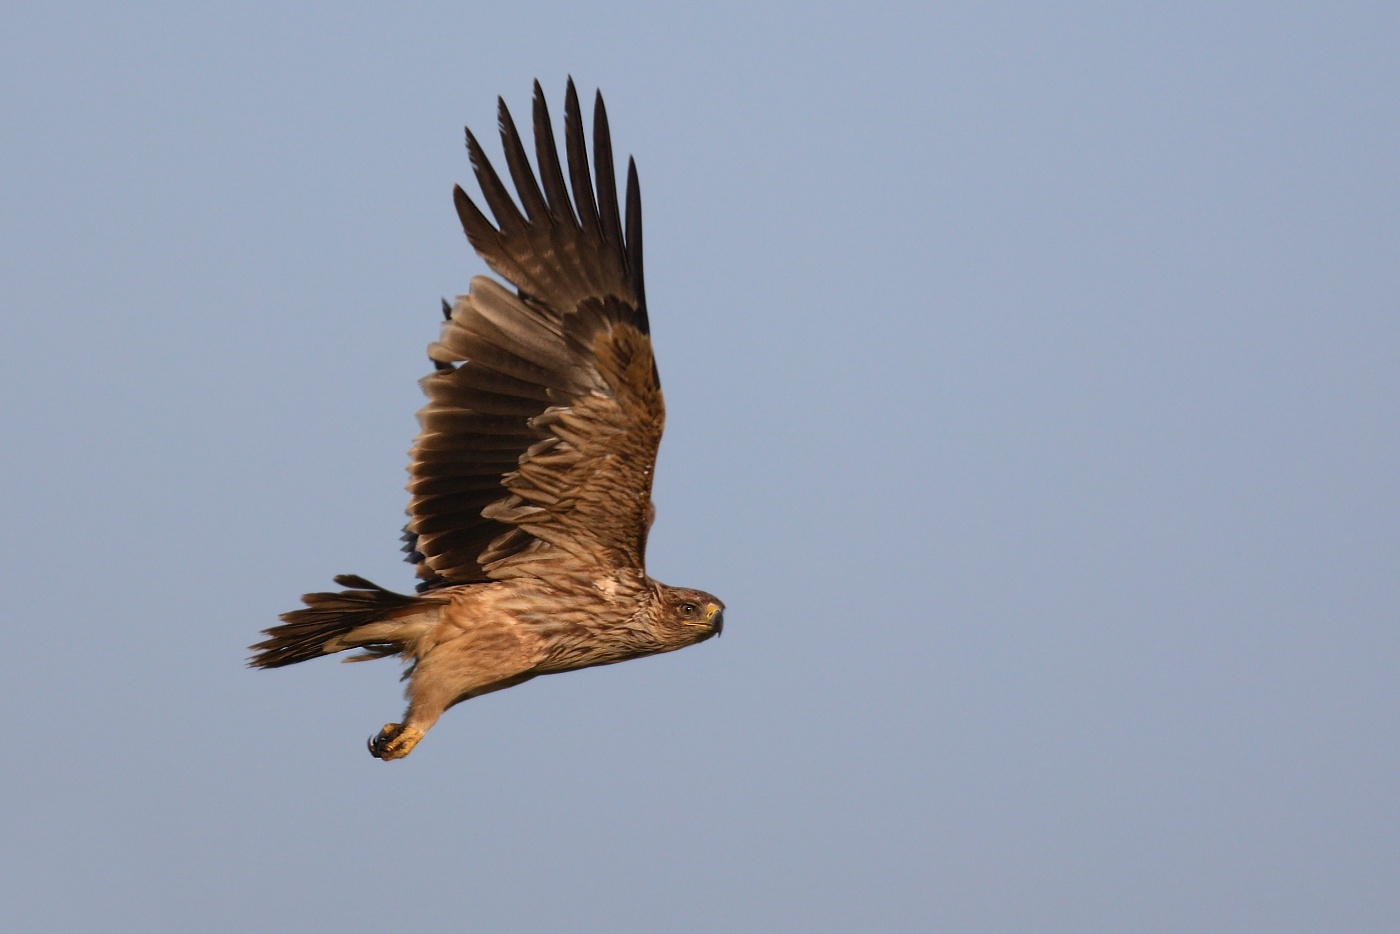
707, 603, 724, 637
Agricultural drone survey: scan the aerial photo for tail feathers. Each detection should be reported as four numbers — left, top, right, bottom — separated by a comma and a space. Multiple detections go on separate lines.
250, 574, 444, 669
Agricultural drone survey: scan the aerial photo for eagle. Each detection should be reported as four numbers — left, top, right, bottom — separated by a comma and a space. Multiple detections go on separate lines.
251, 80, 724, 761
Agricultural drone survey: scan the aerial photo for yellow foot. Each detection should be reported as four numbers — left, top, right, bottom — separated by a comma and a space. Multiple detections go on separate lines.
368, 723, 424, 761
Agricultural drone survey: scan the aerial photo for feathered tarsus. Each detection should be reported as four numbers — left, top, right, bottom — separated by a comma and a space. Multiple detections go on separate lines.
251, 80, 722, 761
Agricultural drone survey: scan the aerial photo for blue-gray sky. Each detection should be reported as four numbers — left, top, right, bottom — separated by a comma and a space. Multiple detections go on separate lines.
3, 3, 1397, 932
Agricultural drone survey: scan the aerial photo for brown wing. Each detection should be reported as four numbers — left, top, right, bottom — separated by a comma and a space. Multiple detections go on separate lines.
405, 79, 662, 590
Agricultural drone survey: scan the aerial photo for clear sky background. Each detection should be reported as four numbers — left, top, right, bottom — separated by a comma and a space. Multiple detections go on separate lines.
2, 3, 1397, 932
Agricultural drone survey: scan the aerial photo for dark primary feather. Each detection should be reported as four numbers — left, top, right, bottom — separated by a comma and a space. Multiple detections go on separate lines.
404, 79, 663, 591
564, 82, 602, 254
453, 80, 646, 317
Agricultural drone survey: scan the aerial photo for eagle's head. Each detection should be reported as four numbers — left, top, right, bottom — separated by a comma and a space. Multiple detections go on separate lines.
655, 585, 725, 647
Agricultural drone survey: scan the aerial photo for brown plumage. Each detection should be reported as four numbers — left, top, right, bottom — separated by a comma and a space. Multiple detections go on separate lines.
250, 80, 723, 760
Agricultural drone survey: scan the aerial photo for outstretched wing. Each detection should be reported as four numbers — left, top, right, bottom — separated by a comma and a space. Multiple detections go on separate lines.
405, 80, 663, 590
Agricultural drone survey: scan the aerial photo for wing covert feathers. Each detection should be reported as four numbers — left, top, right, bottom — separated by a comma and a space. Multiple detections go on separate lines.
406, 81, 663, 590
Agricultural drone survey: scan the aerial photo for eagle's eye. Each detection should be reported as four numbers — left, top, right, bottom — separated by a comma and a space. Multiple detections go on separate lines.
680, 602, 698, 616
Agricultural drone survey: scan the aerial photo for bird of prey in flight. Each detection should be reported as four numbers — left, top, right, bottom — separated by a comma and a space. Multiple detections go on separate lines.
251, 80, 723, 761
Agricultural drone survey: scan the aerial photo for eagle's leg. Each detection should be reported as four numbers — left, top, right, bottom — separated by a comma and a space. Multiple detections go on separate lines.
365, 672, 453, 761
365, 623, 542, 760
